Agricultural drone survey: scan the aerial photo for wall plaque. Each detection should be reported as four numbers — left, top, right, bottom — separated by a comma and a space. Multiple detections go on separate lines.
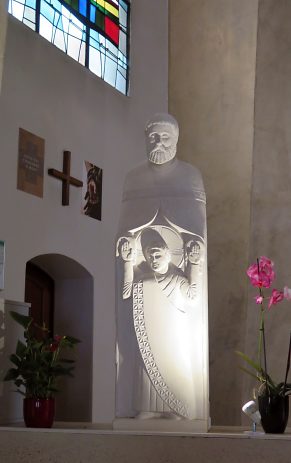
17, 128, 45, 198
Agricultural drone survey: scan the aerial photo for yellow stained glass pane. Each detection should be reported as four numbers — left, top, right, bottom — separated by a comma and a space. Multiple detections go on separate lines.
105, 1, 118, 17
95, 0, 105, 7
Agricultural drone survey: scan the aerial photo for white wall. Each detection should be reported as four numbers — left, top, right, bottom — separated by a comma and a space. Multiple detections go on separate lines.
0, 0, 168, 424
0, 0, 9, 96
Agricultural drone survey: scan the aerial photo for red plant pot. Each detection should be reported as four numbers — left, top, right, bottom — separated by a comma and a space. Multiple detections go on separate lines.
23, 398, 55, 428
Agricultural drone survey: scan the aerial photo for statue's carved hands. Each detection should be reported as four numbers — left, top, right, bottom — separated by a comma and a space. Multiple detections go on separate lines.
185, 240, 201, 265
187, 283, 197, 299
117, 237, 136, 299
117, 237, 136, 263
121, 240, 134, 262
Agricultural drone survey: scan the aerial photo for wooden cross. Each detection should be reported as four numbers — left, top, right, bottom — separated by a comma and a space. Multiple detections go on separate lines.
48, 151, 83, 206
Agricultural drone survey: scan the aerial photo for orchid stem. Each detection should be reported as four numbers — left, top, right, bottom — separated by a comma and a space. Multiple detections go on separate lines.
283, 332, 291, 395
256, 258, 269, 394
261, 321, 269, 395
258, 310, 263, 369
257, 260, 262, 369
257, 279, 264, 371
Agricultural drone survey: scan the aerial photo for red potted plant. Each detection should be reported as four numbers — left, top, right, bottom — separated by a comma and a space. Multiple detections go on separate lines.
4, 311, 80, 428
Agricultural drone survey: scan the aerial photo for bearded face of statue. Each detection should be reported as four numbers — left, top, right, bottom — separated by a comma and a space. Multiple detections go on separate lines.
145, 122, 178, 165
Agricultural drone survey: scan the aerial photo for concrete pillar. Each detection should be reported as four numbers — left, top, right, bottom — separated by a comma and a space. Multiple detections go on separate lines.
169, 0, 258, 425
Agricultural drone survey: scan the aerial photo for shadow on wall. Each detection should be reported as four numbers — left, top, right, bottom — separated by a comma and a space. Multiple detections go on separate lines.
27, 253, 94, 422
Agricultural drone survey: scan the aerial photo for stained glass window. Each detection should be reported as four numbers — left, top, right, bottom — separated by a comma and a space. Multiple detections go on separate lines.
8, 0, 130, 94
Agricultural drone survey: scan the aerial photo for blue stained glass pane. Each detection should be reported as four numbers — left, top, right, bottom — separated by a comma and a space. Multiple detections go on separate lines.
90, 28, 98, 40
100, 51, 105, 78
79, 0, 86, 16
106, 40, 118, 64
119, 5, 126, 28
104, 55, 117, 87
119, 0, 127, 13
51, 0, 62, 13
41, 1, 55, 22
90, 28, 100, 50
99, 33, 106, 51
90, 4, 95, 22
118, 50, 127, 69
26, 0, 36, 8
117, 66, 126, 78
119, 30, 126, 54
115, 71, 126, 94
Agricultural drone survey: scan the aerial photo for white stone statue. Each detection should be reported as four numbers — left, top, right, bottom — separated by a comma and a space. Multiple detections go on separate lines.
115, 113, 209, 425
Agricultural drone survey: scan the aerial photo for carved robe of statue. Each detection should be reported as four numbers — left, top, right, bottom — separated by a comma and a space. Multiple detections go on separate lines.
115, 113, 208, 421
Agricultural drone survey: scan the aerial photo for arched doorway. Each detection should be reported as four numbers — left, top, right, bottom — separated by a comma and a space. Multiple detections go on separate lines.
25, 262, 54, 339
25, 254, 93, 422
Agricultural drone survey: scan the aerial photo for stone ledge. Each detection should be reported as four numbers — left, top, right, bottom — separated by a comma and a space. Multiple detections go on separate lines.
1, 423, 291, 439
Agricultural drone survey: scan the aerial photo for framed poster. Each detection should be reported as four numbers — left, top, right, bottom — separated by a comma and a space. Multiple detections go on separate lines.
82, 161, 103, 221
17, 128, 45, 198
0, 241, 5, 290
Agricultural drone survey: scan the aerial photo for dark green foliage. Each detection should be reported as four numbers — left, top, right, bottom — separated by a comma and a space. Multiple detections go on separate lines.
4, 311, 80, 398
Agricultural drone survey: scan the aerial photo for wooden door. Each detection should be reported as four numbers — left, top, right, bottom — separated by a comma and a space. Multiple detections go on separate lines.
25, 262, 54, 339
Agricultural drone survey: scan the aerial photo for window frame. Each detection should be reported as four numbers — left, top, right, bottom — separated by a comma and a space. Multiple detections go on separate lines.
8, 0, 131, 95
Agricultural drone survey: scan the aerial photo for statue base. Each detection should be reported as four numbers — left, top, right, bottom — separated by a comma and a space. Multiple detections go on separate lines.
113, 418, 210, 434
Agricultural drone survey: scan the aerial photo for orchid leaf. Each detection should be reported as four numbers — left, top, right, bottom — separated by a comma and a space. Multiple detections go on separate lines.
235, 351, 263, 373
14, 389, 26, 396
9, 354, 21, 367
238, 366, 259, 381
10, 311, 32, 329
4, 368, 19, 381
64, 336, 81, 344
16, 340, 26, 358
14, 379, 24, 388
265, 374, 277, 389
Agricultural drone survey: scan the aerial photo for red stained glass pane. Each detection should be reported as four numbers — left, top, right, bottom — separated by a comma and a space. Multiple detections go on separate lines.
105, 16, 119, 45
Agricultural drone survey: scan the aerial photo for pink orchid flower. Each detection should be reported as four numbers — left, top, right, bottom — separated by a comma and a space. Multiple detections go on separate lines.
255, 295, 263, 304
246, 256, 275, 288
284, 286, 291, 301
268, 289, 284, 308
259, 256, 274, 275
